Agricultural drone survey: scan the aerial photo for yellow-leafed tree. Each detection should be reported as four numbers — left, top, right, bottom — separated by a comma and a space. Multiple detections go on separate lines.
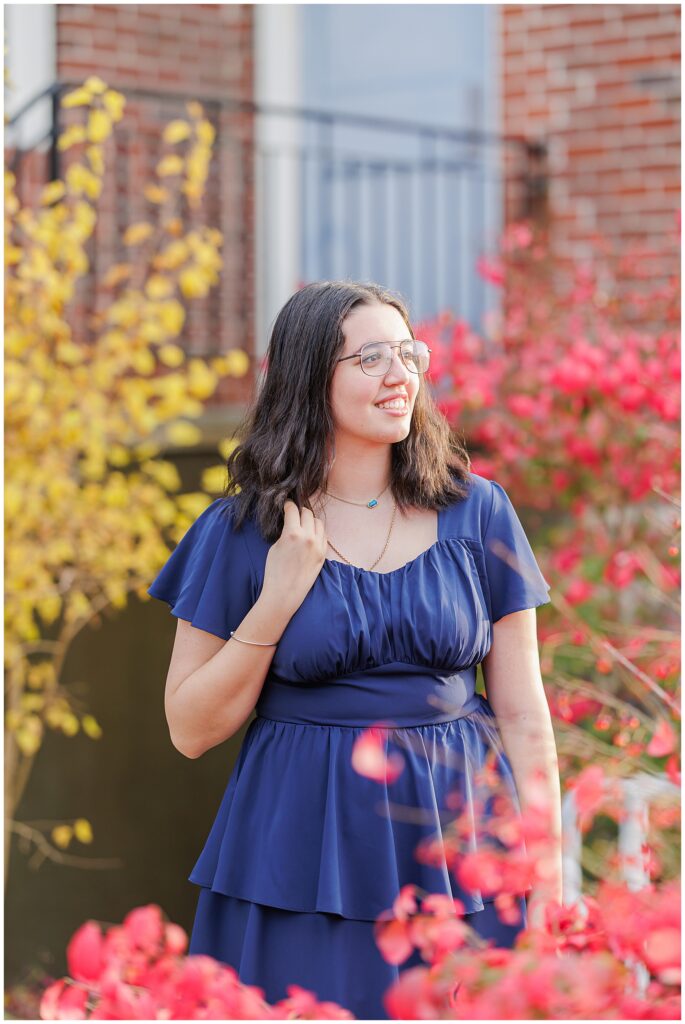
4, 76, 247, 890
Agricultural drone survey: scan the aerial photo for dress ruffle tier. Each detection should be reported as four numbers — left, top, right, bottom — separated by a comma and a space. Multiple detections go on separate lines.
188, 690, 529, 919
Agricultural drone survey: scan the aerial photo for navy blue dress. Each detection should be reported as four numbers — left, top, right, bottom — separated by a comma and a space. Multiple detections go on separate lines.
147, 472, 551, 1018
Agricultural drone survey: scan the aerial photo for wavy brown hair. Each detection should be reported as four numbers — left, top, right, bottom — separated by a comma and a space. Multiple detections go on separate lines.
223, 280, 471, 541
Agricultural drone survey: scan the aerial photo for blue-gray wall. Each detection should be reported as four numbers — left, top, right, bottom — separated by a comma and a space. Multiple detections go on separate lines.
299, 3, 502, 326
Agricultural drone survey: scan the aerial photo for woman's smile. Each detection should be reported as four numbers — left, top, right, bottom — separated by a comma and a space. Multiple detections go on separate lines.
375, 400, 410, 416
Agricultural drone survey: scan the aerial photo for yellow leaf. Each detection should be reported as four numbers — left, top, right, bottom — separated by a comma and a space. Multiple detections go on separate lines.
56, 341, 86, 365
187, 358, 218, 399
197, 120, 216, 146
163, 217, 183, 237
195, 241, 221, 272
73, 199, 97, 234
21, 694, 45, 712
187, 150, 209, 187
201, 464, 228, 494
51, 538, 76, 562
145, 461, 182, 492
86, 145, 104, 175
106, 585, 128, 609
157, 299, 185, 334
87, 109, 111, 143
52, 825, 73, 849
84, 76, 108, 95
47, 478, 77, 503
67, 591, 92, 622
132, 349, 156, 375
80, 459, 106, 482
61, 713, 80, 737
57, 124, 87, 151
81, 715, 103, 740
108, 296, 140, 328
40, 180, 66, 206
176, 493, 216, 521
179, 266, 209, 299
17, 716, 43, 756
134, 441, 161, 460
73, 819, 94, 844
65, 163, 100, 199
184, 178, 207, 207
123, 222, 154, 246
105, 471, 128, 497
224, 348, 250, 377
163, 120, 192, 145
108, 445, 131, 467
5, 710, 21, 730
5, 482, 23, 517
27, 663, 56, 689
45, 706, 63, 729
166, 421, 202, 447
45, 704, 69, 729
218, 437, 240, 460
139, 320, 166, 344
145, 274, 174, 300
102, 89, 126, 120
157, 154, 184, 178
61, 87, 93, 108
158, 344, 185, 368
154, 240, 188, 270
102, 263, 132, 289
37, 595, 62, 626
143, 184, 169, 205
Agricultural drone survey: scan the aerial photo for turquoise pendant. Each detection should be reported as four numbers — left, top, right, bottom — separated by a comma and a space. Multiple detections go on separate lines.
367, 499, 378, 508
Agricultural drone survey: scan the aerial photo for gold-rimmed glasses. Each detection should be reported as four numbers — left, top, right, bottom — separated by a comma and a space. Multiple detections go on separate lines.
337, 340, 432, 377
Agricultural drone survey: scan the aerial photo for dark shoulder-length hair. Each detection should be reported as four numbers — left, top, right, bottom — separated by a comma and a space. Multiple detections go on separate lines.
223, 280, 471, 541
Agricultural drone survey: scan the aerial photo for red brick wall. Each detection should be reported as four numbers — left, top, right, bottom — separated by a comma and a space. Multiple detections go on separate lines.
56, 3, 252, 100
501, 4, 680, 258
53, 3, 256, 407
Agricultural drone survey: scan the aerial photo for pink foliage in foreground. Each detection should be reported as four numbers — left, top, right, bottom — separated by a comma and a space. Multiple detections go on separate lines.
40, 904, 354, 1020
378, 880, 681, 1019
40, 878, 680, 1020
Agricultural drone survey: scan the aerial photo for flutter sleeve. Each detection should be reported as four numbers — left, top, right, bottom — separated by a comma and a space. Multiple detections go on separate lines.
482, 480, 552, 623
147, 497, 255, 640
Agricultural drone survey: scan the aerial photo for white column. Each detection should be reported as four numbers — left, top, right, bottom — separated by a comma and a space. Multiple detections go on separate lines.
4, 3, 57, 153
253, 4, 303, 361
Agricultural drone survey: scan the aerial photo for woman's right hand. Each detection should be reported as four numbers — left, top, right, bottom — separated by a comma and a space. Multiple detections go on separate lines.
261, 499, 328, 612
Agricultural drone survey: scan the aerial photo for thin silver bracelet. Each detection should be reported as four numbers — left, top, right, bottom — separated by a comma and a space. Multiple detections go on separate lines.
229, 630, 278, 647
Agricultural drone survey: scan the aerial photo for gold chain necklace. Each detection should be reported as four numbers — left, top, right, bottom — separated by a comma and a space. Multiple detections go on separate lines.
324, 482, 392, 508
318, 483, 396, 569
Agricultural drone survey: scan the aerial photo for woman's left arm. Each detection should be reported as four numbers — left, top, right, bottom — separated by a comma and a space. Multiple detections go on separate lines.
481, 606, 563, 927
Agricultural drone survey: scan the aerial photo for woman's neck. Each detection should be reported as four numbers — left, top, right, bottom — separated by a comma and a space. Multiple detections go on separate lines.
322, 449, 392, 504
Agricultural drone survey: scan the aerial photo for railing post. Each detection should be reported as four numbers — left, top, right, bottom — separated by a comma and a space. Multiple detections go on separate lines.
561, 770, 678, 999
49, 84, 60, 183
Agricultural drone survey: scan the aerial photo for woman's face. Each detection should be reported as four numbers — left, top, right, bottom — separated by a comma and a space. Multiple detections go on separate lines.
329, 301, 420, 445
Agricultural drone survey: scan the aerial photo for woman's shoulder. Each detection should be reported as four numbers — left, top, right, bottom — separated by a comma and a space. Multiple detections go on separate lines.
147, 494, 259, 638
460, 471, 493, 502
194, 494, 259, 538
442, 470, 496, 537
199, 493, 239, 523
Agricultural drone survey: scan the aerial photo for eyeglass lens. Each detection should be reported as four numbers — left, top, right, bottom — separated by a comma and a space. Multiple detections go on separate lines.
360, 341, 430, 376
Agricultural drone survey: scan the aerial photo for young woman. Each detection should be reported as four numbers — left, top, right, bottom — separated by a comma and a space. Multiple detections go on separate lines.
148, 281, 562, 1019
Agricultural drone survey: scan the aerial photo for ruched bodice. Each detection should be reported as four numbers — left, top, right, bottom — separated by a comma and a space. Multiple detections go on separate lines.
147, 472, 552, 921
269, 535, 492, 684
